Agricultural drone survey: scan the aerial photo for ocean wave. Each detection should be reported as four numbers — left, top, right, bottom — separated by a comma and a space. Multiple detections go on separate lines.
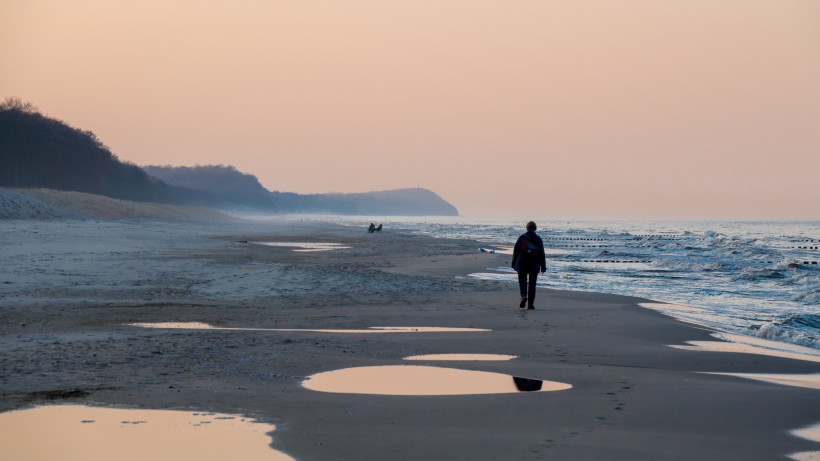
787, 271, 820, 303
793, 286, 820, 304
733, 267, 786, 281
594, 250, 647, 259
790, 271, 820, 282
774, 258, 804, 270
693, 289, 724, 296
701, 233, 760, 251
651, 259, 724, 271
752, 315, 820, 349
784, 314, 820, 329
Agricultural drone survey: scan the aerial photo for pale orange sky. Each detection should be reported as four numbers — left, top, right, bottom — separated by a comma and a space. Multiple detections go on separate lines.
2, 0, 819, 218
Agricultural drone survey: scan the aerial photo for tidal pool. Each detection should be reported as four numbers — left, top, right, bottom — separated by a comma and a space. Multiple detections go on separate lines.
250, 242, 350, 252
129, 323, 489, 334
704, 372, 820, 390
639, 302, 707, 312
670, 333, 820, 363
789, 421, 820, 461
302, 365, 572, 395
404, 354, 517, 361
0, 405, 293, 461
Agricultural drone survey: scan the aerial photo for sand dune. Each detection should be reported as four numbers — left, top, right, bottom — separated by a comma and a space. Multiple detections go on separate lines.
0, 188, 78, 220
0, 187, 229, 221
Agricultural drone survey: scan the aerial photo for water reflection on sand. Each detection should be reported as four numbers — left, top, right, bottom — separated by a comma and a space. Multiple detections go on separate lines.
302, 365, 572, 395
789, 421, 820, 461
129, 322, 490, 333
0, 405, 293, 461
639, 302, 707, 313
249, 241, 350, 252
404, 354, 517, 361
670, 332, 820, 363
705, 372, 820, 390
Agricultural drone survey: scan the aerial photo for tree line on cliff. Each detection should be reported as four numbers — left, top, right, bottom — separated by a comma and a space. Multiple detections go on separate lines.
0, 98, 202, 204
0, 98, 458, 216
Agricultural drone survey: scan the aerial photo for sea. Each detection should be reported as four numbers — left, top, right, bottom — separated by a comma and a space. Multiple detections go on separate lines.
314, 216, 820, 351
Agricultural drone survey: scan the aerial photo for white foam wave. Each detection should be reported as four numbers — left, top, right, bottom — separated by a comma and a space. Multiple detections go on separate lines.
733, 267, 785, 281
774, 258, 802, 270
792, 286, 820, 304
787, 273, 820, 302
651, 259, 723, 271
755, 323, 819, 350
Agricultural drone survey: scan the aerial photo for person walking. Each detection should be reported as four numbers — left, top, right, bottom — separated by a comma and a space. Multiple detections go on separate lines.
511, 221, 546, 309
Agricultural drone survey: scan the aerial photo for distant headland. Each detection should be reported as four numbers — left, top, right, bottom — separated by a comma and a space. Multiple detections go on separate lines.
0, 98, 458, 217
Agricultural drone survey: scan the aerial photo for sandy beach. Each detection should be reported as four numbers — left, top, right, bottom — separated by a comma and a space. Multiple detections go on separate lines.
1, 217, 819, 460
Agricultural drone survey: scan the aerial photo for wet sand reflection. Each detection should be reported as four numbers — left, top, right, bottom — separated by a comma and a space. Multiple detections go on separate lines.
129, 323, 490, 333
638, 302, 707, 312
404, 354, 517, 361
302, 365, 572, 395
670, 333, 820, 363
704, 372, 820, 390
789, 421, 820, 461
0, 405, 293, 461
249, 241, 350, 252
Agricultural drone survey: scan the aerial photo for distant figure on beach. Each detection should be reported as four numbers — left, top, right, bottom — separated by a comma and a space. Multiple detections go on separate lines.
511, 221, 546, 309
368, 223, 376, 233
375, 224, 382, 232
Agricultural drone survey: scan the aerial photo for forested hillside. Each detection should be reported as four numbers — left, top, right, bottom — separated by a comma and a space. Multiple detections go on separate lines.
143, 165, 277, 210
0, 98, 206, 204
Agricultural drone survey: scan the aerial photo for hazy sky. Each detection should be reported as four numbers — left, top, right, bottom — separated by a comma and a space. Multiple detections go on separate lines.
2, 0, 819, 218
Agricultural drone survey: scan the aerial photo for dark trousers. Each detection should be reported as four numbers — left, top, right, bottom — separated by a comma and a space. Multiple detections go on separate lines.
518, 271, 538, 304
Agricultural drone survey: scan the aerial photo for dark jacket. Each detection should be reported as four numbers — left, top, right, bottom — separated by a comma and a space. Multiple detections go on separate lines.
512, 231, 547, 273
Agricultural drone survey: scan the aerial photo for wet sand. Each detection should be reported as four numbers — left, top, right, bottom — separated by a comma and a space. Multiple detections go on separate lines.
1, 218, 819, 460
